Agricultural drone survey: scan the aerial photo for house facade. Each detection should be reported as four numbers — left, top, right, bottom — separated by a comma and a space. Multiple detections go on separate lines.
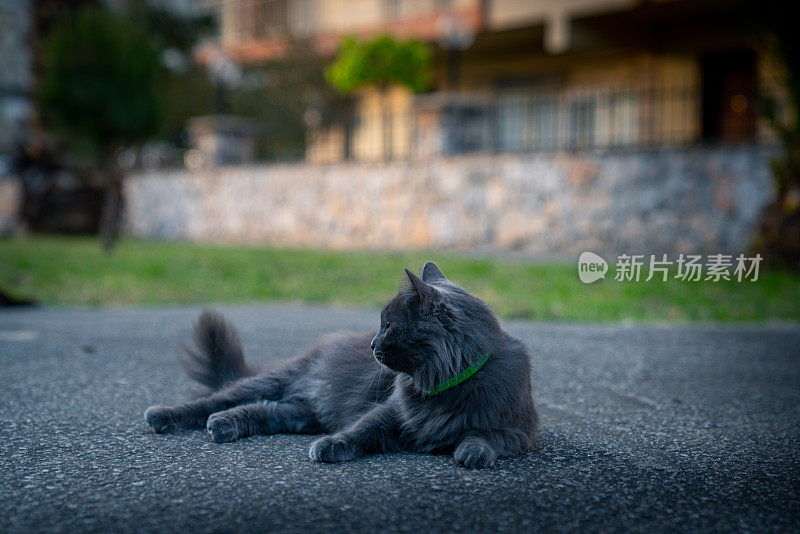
0, 0, 33, 163
203, 0, 785, 162
0, 0, 33, 234
124, 1, 782, 255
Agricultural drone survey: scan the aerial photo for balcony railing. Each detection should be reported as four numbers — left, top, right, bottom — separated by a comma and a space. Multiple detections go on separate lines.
218, 0, 316, 46
214, 0, 479, 47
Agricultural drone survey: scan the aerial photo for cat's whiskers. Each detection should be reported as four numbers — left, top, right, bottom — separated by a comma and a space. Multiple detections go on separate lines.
353, 365, 385, 416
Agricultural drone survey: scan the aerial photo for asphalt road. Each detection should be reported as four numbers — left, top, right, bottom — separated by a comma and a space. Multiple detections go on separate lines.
1, 305, 798, 533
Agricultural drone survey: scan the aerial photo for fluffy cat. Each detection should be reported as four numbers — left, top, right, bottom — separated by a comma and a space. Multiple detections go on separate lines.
144, 262, 537, 468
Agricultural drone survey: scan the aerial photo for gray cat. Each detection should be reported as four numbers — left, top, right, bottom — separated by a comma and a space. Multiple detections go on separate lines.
144, 262, 537, 468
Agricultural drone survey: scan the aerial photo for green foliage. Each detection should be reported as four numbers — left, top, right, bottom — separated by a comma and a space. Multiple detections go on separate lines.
159, 66, 216, 145
124, 2, 218, 145
231, 55, 335, 160
127, 2, 215, 53
728, 1, 800, 267
326, 35, 432, 94
38, 6, 163, 159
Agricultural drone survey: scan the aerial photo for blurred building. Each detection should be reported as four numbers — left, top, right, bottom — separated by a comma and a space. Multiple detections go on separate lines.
0, 0, 33, 233
0, 0, 33, 165
202, 0, 783, 162
125, 0, 779, 255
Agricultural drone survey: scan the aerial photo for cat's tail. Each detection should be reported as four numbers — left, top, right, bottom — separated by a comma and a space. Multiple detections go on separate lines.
180, 310, 256, 390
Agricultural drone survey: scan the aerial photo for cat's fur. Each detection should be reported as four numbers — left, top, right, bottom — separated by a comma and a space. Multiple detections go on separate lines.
144, 262, 537, 468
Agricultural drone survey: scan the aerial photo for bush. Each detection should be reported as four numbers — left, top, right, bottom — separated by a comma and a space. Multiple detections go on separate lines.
326, 35, 431, 94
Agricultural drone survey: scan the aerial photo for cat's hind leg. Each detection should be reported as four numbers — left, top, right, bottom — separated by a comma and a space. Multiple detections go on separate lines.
145, 367, 298, 434
206, 400, 320, 443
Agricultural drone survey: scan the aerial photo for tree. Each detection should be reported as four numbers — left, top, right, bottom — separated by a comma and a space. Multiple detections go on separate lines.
724, 1, 800, 269
128, 2, 216, 146
326, 35, 431, 159
230, 47, 341, 161
38, 6, 163, 251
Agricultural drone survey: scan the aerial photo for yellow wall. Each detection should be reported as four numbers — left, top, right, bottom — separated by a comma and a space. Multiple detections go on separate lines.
351, 86, 413, 161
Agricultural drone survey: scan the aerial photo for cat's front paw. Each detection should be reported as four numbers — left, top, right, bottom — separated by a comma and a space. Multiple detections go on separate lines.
144, 405, 177, 434
454, 438, 498, 469
206, 413, 241, 443
308, 435, 361, 463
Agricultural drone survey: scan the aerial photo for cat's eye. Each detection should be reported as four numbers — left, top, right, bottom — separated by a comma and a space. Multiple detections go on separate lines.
384, 322, 390, 329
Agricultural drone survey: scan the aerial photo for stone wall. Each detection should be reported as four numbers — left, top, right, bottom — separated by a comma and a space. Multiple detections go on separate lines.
125, 146, 776, 256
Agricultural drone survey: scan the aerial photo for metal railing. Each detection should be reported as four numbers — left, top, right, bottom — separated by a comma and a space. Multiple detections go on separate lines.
306, 83, 715, 163
217, 0, 315, 45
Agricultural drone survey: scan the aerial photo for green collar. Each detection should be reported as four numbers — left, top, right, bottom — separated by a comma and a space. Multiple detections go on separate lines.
427, 352, 492, 396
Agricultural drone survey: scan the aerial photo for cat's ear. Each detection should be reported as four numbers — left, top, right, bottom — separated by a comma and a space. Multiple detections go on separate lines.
421, 261, 447, 283
404, 268, 436, 313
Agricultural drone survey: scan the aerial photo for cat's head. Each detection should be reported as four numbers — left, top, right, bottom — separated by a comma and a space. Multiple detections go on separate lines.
370, 261, 503, 392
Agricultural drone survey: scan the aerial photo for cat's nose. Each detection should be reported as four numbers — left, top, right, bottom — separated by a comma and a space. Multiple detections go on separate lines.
370, 336, 377, 349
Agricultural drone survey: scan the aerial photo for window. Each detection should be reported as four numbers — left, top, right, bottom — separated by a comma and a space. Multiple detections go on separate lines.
497, 93, 526, 152
569, 96, 595, 150
607, 92, 638, 148
531, 96, 558, 150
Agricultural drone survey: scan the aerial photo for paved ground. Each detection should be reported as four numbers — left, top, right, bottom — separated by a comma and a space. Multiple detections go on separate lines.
1, 305, 798, 533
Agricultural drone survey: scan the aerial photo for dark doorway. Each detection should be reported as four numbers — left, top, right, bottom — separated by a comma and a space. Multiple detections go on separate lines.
702, 50, 756, 143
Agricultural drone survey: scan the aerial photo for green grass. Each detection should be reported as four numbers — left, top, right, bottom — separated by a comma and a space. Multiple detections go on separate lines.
1, 236, 798, 323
